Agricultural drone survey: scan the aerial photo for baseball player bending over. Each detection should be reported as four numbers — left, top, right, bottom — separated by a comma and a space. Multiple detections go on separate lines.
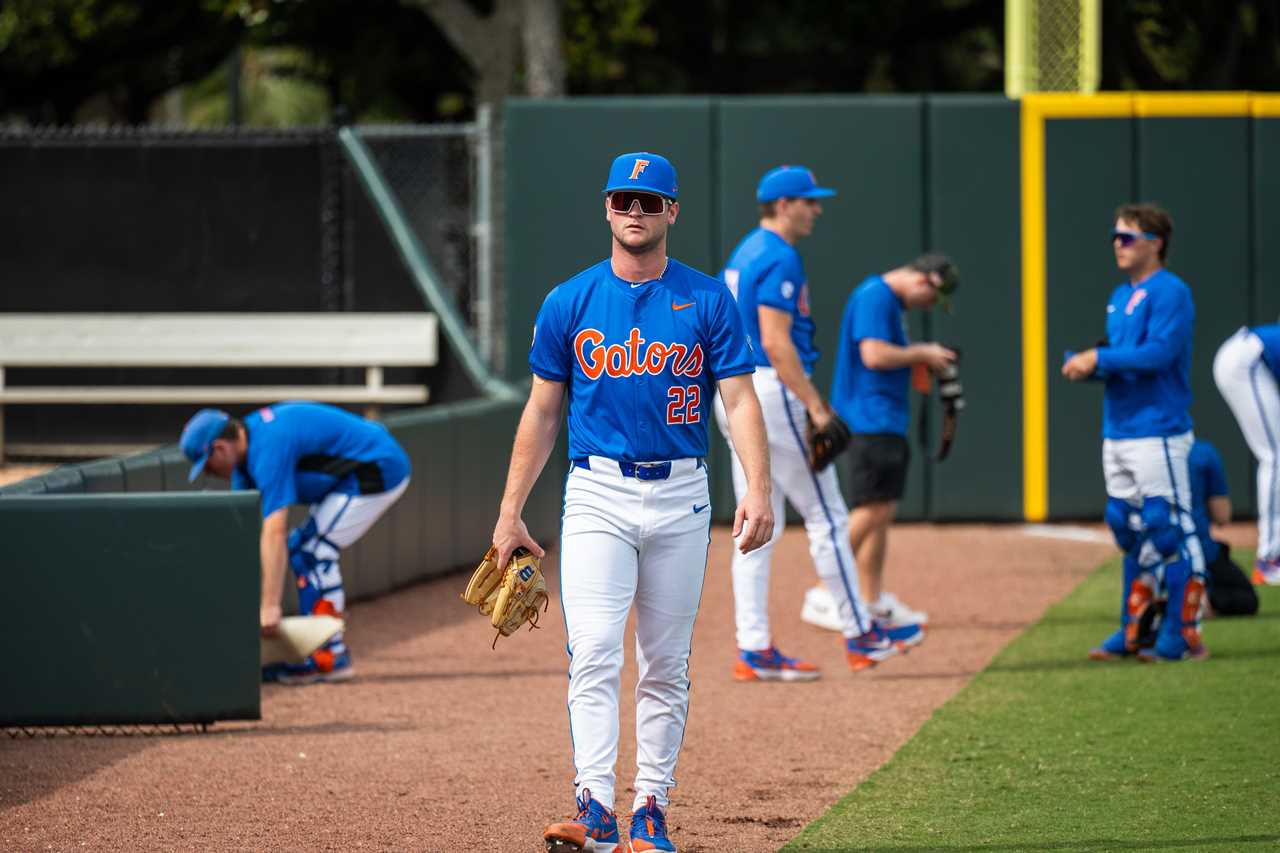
1063, 203, 1207, 662
489, 152, 773, 853
714, 165, 905, 682
180, 402, 410, 684
827, 254, 959, 634
1213, 322, 1280, 585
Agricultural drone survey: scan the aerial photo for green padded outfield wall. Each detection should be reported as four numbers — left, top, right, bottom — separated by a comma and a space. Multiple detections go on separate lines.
1258, 119, 1280, 326
927, 97, 1023, 519
1044, 117, 1135, 518
505, 95, 1027, 521
1043, 113, 1263, 518
0, 493, 261, 726
716, 96, 929, 522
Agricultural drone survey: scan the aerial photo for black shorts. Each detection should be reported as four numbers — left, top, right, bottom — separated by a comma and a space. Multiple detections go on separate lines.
848, 433, 910, 507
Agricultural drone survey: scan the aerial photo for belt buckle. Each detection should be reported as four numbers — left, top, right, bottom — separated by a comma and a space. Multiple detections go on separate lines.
634, 461, 671, 481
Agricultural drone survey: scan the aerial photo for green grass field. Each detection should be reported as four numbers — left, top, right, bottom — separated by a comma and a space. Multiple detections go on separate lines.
784, 549, 1280, 853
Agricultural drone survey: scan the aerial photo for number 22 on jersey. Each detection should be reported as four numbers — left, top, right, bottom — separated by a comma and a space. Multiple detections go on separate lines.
666, 385, 701, 424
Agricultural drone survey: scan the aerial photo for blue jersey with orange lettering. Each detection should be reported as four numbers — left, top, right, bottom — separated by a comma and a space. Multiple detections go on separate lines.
530, 258, 755, 461
1253, 323, 1280, 379
1096, 268, 1195, 440
721, 227, 818, 371
231, 402, 411, 518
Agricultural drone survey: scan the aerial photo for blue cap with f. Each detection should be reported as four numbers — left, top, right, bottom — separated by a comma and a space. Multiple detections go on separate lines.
603, 152, 679, 200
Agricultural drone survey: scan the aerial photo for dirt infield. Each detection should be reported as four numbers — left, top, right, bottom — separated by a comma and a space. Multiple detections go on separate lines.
1, 523, 1118, 852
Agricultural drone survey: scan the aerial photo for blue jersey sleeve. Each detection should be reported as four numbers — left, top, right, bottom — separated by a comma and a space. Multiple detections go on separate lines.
852, 282, 898, 344
705, 287, 757, 380
529, 289, 571, 382
754, 255, 803, 314
1096, 283, 1193, 374
248, 448, 299, 519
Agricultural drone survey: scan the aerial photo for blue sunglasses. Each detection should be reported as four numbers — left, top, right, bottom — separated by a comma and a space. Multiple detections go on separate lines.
1111, 229, 1157, 247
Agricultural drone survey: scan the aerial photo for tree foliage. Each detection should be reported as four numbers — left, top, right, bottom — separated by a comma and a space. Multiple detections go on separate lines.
1, 0, 1277, 127
0, 0, 242, 123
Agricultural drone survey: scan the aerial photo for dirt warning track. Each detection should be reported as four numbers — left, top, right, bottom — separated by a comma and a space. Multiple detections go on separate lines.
2, 524, 1114, 852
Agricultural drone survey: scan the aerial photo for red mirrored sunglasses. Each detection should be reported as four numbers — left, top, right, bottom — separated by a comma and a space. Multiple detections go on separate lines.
609, 191, 669, 215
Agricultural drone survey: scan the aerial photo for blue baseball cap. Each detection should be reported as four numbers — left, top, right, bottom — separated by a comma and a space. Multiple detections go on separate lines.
756, 165, 836, 203
603, 152, 679, 200
180, 408, 230, 481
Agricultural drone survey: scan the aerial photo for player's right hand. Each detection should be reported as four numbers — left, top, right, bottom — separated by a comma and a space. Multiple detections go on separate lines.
733, 489, 775, 554
492, 514, 545, 571
920, 343, 958, 372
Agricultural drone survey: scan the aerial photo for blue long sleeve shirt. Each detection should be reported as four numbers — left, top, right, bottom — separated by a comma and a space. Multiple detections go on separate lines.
1095, 268, 1194, 440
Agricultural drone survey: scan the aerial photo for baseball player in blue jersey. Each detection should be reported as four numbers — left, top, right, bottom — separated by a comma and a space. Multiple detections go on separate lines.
180, 402, 411, 684
1214, 322, 1280, 585
488, 152, 773, 853
1063, 203, 1207, 662
713, 165, 907, 682
826, 255, 959, 635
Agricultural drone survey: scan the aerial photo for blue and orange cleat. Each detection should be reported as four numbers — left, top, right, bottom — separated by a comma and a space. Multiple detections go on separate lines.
629, 795, 677, 853
881, 619, 926, 652
1087, 628, 1133, 661
733, 646, 820, 682
544, 790, 621, 853
263, 650, 355, 685
845, 624, 899, 671
1254, 557, 1280, 586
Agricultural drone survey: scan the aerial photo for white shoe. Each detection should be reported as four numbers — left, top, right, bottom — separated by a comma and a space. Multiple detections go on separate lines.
871, 592, 928, 628
800, 585, 845, 633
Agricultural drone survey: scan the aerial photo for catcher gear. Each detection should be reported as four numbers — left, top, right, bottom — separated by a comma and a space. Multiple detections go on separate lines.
461, 545, 549, 647
915, 349, 965, 462
806, 412, 852, 472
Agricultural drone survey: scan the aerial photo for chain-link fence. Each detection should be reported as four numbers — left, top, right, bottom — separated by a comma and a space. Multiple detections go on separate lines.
357, 112, 492, 359
0, 121, 490, 454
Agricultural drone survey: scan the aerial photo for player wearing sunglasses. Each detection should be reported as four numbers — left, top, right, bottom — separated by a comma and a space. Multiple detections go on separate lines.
493, 151, 773, 853
1062, 203, 1207, 662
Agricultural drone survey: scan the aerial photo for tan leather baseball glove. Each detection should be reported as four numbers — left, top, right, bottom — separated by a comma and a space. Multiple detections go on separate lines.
461, 545, 549, 647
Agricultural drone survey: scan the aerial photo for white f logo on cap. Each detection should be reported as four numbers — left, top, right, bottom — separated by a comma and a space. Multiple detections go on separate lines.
629, 159, 650, 180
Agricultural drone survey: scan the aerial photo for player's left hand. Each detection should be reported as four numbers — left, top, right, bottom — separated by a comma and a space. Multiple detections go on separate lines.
260, 603, 283, 636
1062, 348, 1098, 381
733, 488, 774, 554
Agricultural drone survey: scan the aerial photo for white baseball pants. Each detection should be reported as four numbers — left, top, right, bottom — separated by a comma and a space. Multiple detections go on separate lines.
1102, 431, 1203, 573
559, 456, 710, 813
714, 367, 872, 651
292, 477, 409, 655
1214, 327, 1280, 561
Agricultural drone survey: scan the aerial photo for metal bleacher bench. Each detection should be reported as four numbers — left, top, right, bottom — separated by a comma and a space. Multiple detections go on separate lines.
0, 313, 439, 461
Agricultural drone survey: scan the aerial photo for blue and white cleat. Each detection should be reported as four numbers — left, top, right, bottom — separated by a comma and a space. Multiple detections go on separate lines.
733, 646, 821, 682
544, 790, 620, 853
629, 795, 677, 853
845, 624, 899, 671
881, 620, 926, 652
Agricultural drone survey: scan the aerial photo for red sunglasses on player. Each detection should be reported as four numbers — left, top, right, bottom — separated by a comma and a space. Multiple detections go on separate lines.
609, 191, 670, 215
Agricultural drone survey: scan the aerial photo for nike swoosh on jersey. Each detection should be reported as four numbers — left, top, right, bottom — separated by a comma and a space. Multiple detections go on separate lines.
693, 503, 709, 513
673, 302, 695, 311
